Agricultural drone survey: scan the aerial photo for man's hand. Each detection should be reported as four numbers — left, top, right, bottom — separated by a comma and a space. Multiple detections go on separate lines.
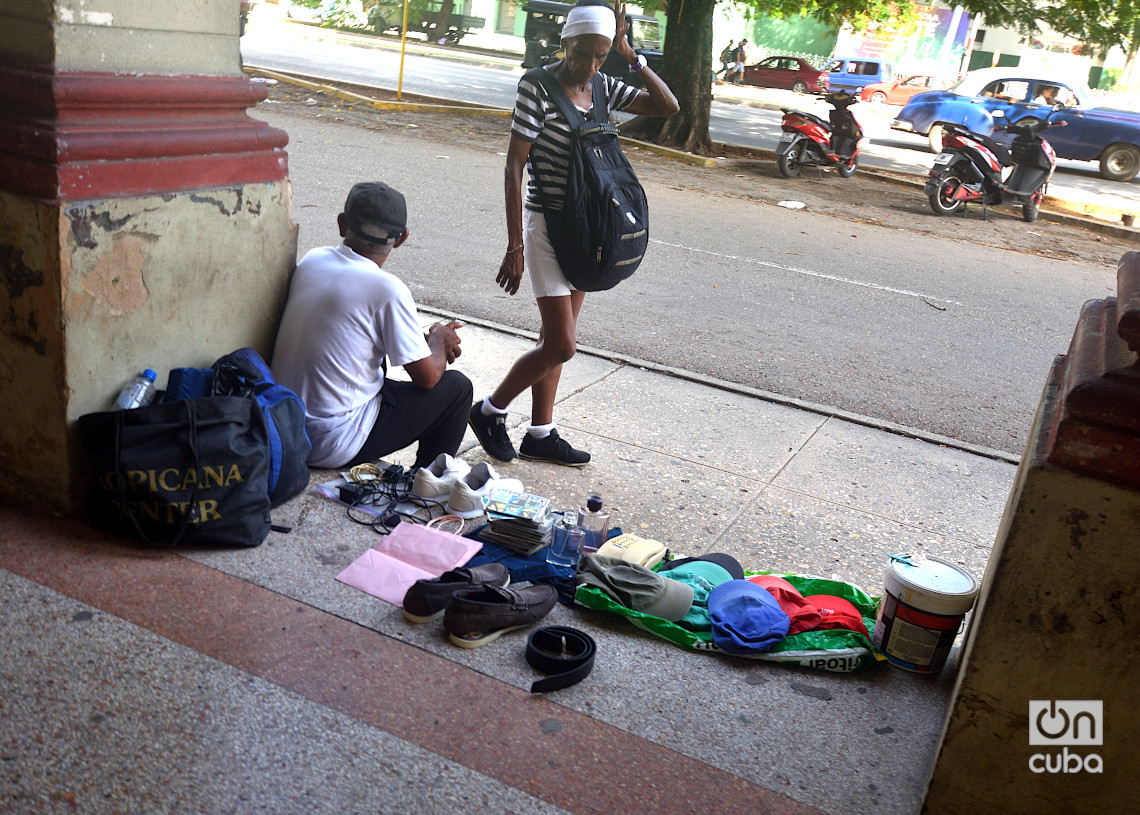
497, 249, 524, 296
426, 320, 463, 364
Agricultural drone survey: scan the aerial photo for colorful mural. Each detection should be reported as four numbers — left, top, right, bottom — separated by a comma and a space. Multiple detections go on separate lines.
833, 5, 973, 78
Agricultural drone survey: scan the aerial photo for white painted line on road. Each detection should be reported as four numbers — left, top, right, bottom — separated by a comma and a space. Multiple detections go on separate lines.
652, 239, 963, 305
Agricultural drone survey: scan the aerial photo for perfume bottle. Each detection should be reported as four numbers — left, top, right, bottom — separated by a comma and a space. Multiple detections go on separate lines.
547, 511, 585, 567
576, 494, 610, 556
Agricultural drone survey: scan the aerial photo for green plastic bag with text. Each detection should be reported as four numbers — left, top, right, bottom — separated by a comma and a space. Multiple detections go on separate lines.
574, 572, 883, 673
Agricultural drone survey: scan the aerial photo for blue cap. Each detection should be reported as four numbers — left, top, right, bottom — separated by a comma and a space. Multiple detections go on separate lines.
143, 369, 157, 381
708, 580, 790, 654
662, 561, 735, 631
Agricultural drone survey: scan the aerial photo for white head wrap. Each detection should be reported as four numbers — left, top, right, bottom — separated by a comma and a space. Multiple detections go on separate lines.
560, 5, 616, 42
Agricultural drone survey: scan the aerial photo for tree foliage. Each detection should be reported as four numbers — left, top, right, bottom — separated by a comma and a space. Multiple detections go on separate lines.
629, 0, 1052, 153
1042, 0, 1140, 56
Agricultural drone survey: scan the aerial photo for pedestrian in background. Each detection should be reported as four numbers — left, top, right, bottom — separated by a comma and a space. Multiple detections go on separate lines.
731, 38, 749, 84
715, 39, 735, 82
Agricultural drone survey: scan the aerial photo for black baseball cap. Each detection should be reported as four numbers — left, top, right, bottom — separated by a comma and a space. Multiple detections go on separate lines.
659, 552, 746, 580
343, 182, 407, 245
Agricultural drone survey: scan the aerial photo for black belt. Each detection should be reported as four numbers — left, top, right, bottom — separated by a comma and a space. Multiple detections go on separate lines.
526, 626, 596, 693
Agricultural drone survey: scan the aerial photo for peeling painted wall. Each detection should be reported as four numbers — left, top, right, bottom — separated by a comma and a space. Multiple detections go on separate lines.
923, 374, 1139, 813
0, 182, 297, 511
0, 193, 67, 507
62, 182, 297, 420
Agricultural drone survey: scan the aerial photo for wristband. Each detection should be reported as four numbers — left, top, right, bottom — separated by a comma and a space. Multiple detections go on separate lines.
506, 244, 523, 254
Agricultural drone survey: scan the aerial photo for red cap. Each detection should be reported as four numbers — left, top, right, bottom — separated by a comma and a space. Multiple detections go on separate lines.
804, 594, 869, 638
748, 575, 821, 636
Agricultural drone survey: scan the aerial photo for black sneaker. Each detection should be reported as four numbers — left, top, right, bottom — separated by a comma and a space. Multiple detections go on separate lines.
518, 429, 590, 467
468, 402, 517, 462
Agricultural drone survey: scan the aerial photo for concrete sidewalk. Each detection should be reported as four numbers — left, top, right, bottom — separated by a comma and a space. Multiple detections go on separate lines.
0, 314, 1018, 815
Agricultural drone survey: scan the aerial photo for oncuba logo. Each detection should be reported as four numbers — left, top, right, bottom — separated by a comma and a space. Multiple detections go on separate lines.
1028, 700, 1103, 774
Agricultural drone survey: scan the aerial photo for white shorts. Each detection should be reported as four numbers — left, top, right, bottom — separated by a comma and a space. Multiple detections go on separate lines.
524, 207, 576, 299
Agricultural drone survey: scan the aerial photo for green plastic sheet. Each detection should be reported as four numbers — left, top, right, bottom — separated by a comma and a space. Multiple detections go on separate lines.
574, 572, 885, 673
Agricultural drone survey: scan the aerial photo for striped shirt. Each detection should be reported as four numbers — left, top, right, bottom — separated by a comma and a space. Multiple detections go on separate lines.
511, 66, 640, 213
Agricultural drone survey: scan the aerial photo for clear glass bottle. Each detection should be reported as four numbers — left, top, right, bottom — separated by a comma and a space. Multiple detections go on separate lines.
547, 510, 585, 567
113, 369, 158, 410
577, 494, 610, 556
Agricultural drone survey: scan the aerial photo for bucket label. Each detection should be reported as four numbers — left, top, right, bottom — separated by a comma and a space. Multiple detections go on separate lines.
872, 591, 965, 672
885, 615, 944, 664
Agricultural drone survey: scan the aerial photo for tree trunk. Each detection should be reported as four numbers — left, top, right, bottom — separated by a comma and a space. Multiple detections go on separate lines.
433, 0, 455, 42
621, 0, 715, 154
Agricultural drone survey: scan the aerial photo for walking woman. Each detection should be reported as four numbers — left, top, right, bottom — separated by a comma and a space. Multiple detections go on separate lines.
468, 0, 678, 467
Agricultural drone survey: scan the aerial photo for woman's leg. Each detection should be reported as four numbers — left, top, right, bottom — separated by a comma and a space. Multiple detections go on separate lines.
528, 290, 585, 424
488, 291, 581, 414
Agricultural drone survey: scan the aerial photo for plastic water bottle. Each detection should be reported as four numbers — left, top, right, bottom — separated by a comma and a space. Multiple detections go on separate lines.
547, 511, 585, 568
577, 494, 610, 557
113, 369, 157, 410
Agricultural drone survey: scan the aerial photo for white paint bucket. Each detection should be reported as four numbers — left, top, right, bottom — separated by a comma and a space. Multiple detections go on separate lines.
872, 554, 979, 674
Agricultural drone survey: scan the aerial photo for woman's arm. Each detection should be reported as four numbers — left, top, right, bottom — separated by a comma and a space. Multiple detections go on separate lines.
496, 133, 532, 296
610, 0, 678, 118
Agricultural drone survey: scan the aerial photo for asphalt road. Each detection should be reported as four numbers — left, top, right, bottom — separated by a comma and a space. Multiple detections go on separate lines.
259, 91, 1122, 457
238, 12, 1134, 457
239, 16, 1140, 213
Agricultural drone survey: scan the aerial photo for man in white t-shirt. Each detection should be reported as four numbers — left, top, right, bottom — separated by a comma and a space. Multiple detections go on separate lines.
272, 182, 471, 469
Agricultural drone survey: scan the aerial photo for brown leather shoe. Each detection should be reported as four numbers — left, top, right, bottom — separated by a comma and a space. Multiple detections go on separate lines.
402, 563, 510, 623
443, 584, 558, 648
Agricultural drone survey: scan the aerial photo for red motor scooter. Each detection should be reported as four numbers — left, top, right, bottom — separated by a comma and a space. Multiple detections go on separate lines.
775, 91, 864, 179
925, 107, 1066, 223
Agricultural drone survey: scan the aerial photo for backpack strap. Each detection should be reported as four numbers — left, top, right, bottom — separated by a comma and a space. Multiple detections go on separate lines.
524, 65, 610, 131
523, 66, 616, 209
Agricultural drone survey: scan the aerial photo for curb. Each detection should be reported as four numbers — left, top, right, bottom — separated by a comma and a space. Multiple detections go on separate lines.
710, 141, 1140, 243
416, 305, 1022, 466
246, 66, 511, 117
621, 137, 719, 167
247, 66, 719, 165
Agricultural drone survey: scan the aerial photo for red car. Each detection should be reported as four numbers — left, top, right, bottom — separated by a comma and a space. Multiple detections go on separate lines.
743, 56, 829, 94
860, 75, 946, 105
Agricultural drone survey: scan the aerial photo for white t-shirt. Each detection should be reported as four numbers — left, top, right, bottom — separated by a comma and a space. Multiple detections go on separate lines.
271, 243, 430, 468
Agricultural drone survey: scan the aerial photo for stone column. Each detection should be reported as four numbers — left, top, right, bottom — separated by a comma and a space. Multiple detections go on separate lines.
0, 0, 295, 512
921, 251, 1140, 813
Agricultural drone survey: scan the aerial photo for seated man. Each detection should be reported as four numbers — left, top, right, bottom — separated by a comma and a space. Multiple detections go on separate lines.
272, 182, 472, 469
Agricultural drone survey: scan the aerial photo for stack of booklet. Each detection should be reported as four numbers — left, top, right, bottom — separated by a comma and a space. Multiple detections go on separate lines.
481, 488, 554, 555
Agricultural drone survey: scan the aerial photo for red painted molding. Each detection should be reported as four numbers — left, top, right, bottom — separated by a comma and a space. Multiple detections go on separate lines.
0, 65, 289, 201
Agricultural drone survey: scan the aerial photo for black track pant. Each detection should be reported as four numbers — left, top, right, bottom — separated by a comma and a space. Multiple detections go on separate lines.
348, 370, 473, 469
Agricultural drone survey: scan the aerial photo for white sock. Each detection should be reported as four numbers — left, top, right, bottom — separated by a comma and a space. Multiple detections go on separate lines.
481, 395, 508, 417
526, 422, 555, 439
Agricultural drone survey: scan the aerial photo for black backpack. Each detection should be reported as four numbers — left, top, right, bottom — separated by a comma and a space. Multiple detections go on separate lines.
527, 67, 649, 292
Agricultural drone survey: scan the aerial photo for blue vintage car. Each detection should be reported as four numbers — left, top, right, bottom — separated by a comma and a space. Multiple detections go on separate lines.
890, 67, 1140, 182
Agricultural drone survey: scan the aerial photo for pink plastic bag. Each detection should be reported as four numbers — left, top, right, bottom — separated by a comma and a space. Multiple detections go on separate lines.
336, 523, 482, 606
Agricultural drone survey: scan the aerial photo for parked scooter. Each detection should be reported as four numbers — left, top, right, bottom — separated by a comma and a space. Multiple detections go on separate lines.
775, 91, 864, 178
925, 107, 1066, 223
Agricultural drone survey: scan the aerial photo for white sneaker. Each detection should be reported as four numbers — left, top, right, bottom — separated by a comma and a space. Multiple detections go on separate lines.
411, 454, 471, 506
446, 462, 517, 519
